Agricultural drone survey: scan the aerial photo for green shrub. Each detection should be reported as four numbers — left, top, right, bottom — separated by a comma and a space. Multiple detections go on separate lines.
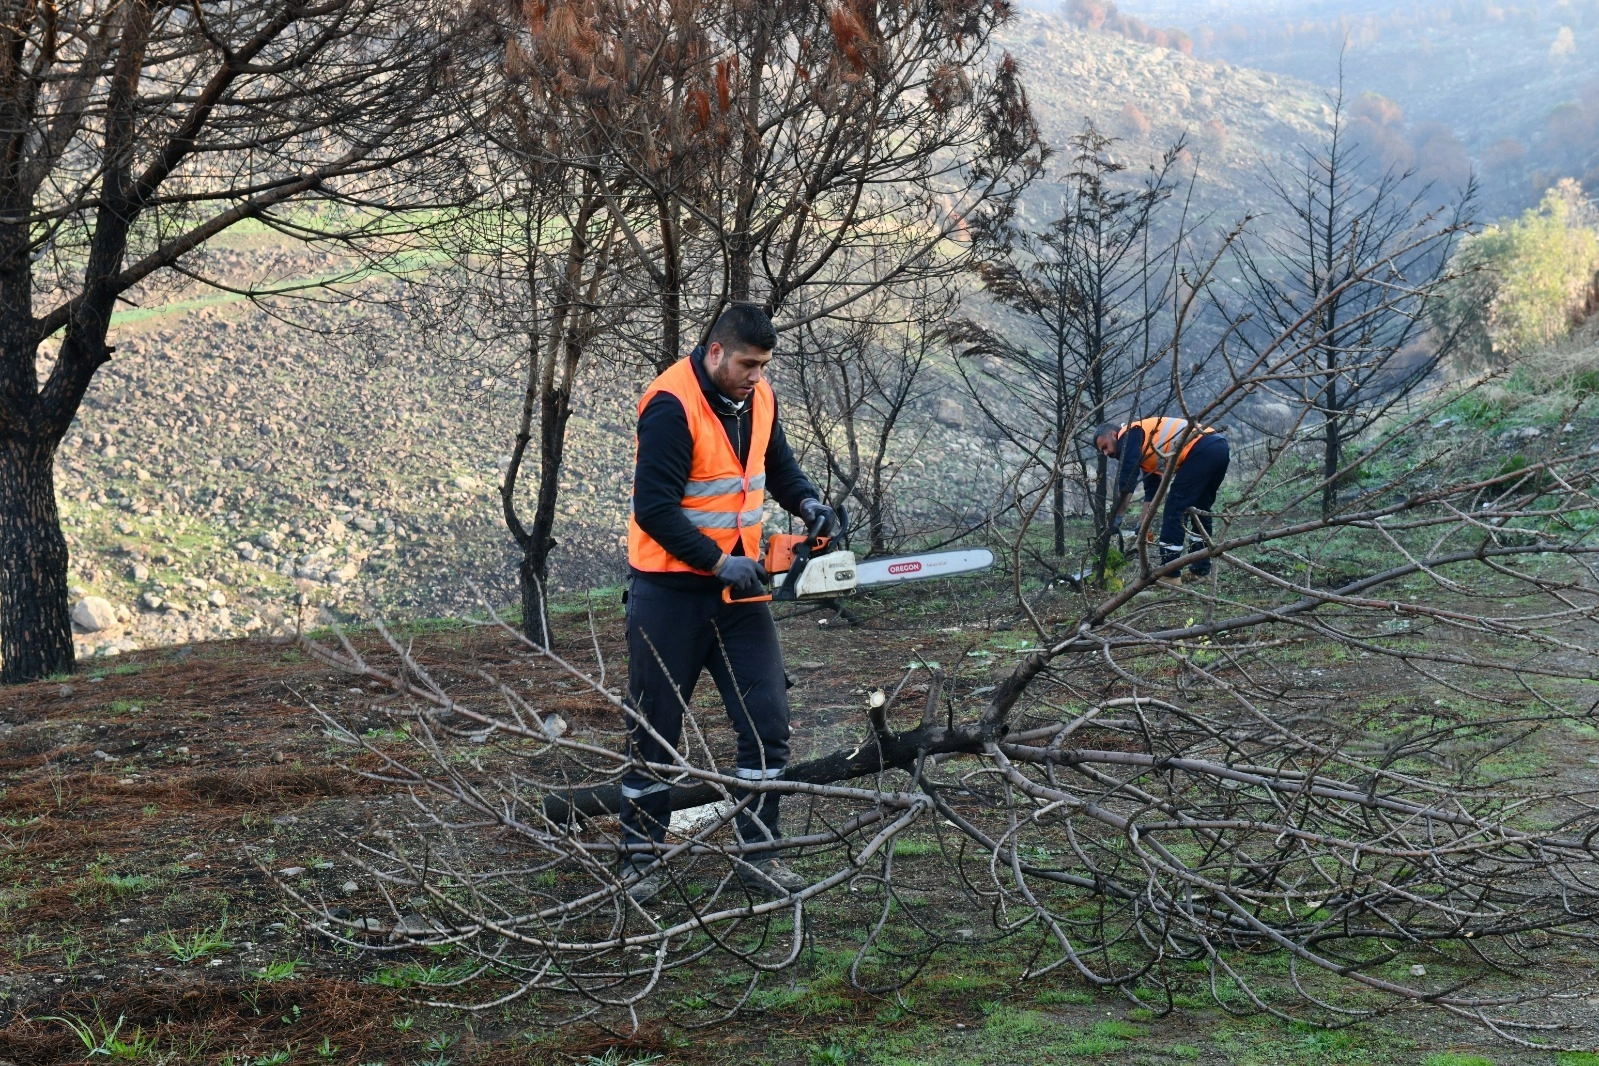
1439, 179, 1599, 368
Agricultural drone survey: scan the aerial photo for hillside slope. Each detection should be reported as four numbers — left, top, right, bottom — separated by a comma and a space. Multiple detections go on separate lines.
996, 10, 1330, 225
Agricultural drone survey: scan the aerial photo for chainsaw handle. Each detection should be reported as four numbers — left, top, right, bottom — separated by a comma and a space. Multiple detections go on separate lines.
805, 510, 830, 544
722, 587, 773, 605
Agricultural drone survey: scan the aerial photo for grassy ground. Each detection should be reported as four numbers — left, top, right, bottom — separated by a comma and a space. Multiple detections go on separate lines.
3, 565, 1598, 1065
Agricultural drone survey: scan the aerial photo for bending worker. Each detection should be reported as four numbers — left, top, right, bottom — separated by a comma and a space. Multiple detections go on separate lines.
623, 303, 839, 905
1095, 416, 1230, 585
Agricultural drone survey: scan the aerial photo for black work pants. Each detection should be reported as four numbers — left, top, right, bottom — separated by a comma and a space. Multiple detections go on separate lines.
1158, 434, 1230, 576
619, 578, 791, 867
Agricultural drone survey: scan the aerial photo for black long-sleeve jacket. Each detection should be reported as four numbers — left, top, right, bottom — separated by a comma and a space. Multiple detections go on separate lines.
1115, 425, 1163, 501
631, 349, 818, 591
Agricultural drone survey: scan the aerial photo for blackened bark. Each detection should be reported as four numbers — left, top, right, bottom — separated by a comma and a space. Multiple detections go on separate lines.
522, 376, 573, 600
1052, 476, 1066, 557
0, 437, 73, 681
543, 721, 974, 821
657, 194, 683, 372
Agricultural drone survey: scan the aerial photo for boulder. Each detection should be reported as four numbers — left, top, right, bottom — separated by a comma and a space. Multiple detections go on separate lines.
1252, 401, 1295, 437
71, 596, 118, 633
934, 397, 966, 429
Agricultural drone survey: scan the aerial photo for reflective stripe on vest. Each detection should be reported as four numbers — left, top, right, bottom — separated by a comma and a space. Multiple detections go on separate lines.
627, 357, 774, 574
1120, 416, 1215, 476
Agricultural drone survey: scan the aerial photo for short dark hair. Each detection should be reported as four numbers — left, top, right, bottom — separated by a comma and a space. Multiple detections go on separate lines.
708, 302, 777, 354
1095, 423, 1121, 443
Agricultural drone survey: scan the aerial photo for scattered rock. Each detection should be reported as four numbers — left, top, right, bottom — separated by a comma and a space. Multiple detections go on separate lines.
71, 596, 118, 633
341, 880, 359, 895
139, 591, 164, 611
1409, 964, 1427, 977
453, 474, 480, 491
934, 397, 965, 429
128, 563, 150, 581
277, 866, 307, 878
541, 713, 568, 739
388, 913, 444, 941
208, 589, 227, 608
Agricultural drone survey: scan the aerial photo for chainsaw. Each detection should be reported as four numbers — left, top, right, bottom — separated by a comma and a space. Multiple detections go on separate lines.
723, 512, 994, 603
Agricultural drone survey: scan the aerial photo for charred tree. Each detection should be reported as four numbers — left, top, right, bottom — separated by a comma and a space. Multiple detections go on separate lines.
0, 0, 459, 681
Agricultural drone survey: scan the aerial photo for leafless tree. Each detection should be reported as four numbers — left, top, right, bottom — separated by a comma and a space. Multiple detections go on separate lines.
787, 275, 955, 555
953, 124, 1189, 564
393, 140, 628, 637
0, 0, 465, 682
1227, 86, 1474, 520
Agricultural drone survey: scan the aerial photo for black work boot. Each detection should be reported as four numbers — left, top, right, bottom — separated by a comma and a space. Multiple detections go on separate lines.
737, 856, 807, 897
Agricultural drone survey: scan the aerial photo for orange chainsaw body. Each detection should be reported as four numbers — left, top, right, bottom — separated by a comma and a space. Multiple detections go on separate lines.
763, 533, 829, 574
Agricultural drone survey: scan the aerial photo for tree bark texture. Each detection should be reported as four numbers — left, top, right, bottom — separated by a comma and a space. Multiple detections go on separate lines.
0, 437, 72, 682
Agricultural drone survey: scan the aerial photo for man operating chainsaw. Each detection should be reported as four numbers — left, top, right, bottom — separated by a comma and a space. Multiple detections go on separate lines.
1095, 416, 1230, 586
622, 302, 839, 904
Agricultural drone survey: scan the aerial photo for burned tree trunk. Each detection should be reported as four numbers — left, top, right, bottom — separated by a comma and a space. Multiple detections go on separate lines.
0, 436, 72, 681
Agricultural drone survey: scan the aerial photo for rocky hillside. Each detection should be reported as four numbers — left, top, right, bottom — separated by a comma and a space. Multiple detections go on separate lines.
995, 10, 1330, 224
51, 245, 1013, 660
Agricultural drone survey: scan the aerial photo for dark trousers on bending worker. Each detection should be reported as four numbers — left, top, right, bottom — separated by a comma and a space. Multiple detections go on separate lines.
1157, 433, 1230, 576
619, 578, 791, 871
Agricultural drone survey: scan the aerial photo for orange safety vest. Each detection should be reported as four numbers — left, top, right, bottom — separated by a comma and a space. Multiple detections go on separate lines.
1119, 416, 1215, 476
627, 357, 774, 574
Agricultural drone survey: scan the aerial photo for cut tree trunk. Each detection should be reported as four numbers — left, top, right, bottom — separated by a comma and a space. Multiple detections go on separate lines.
0, 436, 73, 682
543, 720, 977, 821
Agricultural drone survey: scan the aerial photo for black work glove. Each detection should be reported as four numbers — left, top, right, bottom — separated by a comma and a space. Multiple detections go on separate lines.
716, 555, 769, 598
800, 498, 841, 538
1109, 514, 1123, 535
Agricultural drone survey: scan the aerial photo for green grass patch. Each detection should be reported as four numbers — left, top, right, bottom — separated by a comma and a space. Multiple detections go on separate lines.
160, 921, 232, 963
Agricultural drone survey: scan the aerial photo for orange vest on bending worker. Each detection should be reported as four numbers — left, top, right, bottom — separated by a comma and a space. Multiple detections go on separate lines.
627, 357, 774, 574
1119, 416, 1216, 477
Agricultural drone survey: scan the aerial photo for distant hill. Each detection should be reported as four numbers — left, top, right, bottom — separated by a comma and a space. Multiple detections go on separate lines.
1051, 0, 1599, 215
993, 9, 1331, 227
